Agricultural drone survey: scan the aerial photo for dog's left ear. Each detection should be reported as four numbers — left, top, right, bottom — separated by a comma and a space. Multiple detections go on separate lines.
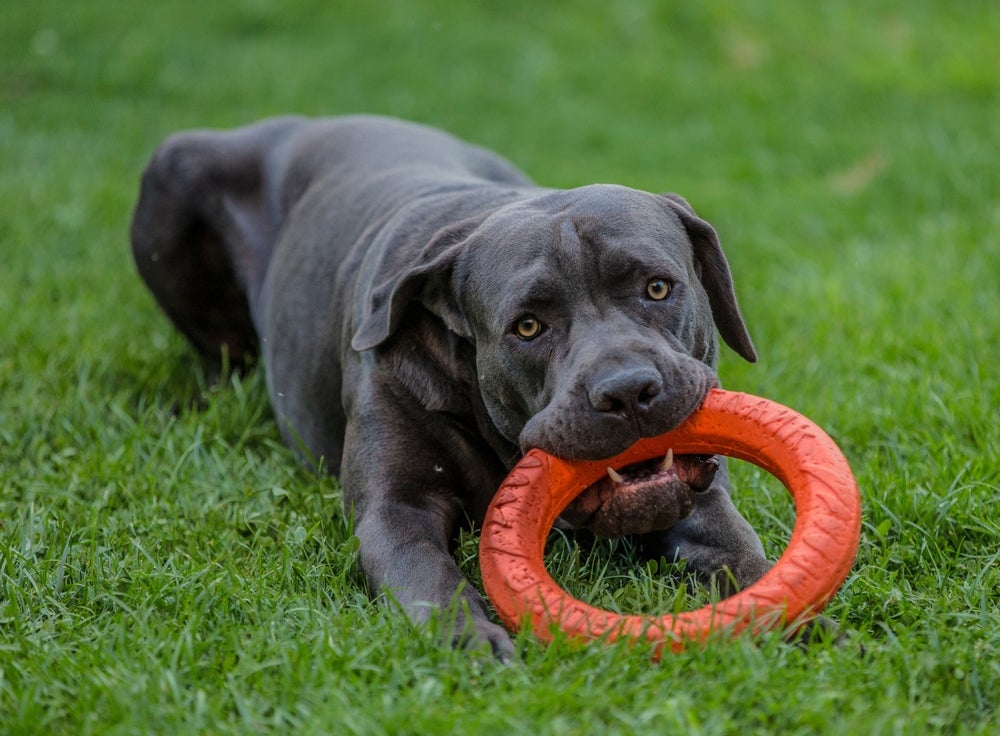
661, 194, 758, 363
351, 218, 477, 351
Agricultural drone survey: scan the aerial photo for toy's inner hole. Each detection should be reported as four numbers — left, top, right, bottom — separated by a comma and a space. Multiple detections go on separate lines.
543, 456, 792, 616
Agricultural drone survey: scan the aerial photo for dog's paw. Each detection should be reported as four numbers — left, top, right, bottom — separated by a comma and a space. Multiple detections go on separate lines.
454, 619, 517, 663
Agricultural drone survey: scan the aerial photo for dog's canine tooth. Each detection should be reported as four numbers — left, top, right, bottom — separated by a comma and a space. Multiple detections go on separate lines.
606, 466, 625, 484
660, 448, 674, 471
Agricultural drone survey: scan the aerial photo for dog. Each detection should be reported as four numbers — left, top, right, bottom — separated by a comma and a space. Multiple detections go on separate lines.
130, 115, 771, 660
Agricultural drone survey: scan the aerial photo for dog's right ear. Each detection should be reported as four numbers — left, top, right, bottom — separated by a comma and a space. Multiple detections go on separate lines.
351, 217, 480, 351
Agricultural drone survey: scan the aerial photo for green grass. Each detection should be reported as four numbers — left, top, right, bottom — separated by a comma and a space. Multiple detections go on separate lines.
2, 1, 998, 733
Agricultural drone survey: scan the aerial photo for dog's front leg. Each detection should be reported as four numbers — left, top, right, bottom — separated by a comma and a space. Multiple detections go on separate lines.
340, 418, 516, 661
353, 502, 515, 660
639, 458, 772, 594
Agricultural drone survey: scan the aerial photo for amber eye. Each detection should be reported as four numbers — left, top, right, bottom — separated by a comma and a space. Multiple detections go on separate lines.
514, 315, 543, 340
646, 278, 672, 300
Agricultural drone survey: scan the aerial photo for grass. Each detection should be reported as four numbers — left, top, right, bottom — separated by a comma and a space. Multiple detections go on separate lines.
2, 0, 998, 733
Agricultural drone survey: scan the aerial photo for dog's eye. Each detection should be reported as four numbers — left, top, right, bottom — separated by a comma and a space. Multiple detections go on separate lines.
646, 278, 672, 300
514, 315, 543, 340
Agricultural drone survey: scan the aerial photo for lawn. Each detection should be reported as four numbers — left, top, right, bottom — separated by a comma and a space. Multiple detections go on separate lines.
2, 1, 998, 733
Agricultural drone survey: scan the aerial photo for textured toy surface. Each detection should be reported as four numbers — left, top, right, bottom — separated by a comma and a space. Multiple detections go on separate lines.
479, 389, 862, 658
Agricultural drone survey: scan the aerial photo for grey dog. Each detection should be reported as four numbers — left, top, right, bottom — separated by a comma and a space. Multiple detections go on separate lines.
131, 115, 771, 659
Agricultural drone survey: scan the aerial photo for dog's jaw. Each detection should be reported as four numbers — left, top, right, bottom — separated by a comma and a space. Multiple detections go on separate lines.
559, 453, 719, 537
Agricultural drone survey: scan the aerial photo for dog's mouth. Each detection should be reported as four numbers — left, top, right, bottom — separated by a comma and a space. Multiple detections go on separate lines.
559, 452, 719, 538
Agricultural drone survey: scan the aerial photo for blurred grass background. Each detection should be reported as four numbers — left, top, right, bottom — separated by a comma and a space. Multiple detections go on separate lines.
2, 1, 998, 734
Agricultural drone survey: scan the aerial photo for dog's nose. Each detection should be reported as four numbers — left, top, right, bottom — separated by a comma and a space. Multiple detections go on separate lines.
589, 370, 663, 416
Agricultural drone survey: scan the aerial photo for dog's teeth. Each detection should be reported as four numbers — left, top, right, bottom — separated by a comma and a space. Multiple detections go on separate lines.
606, 467, 625, 484
660, 448, 674, 471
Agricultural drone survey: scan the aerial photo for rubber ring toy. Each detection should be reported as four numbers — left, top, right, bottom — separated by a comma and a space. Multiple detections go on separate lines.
480, 389, 861, 658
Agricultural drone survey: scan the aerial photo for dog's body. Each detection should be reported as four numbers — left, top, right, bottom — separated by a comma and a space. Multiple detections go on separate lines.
131, 115, 770, 658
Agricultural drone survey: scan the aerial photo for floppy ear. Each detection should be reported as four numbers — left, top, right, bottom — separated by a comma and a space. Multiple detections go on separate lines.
350, 218, 478, 351
661, 194, 758, 363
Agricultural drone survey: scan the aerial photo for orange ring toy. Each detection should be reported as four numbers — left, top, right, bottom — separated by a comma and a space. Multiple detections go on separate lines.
479, 389, 861, 658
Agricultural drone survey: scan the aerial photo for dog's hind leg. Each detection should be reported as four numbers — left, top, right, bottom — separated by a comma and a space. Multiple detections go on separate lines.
130, 117, 307, 370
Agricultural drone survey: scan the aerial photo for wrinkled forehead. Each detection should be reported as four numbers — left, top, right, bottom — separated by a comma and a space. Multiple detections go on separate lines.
561, 184, 687, 242
458, 185, 693, 326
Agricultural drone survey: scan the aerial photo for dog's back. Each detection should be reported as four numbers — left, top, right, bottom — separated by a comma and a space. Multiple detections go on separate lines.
130, 115, 531, 370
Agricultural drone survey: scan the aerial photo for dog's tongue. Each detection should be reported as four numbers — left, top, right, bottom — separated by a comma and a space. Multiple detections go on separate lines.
560, 453, 719, 537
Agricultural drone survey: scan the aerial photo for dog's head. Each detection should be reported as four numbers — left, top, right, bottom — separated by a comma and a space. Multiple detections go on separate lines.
352, 184, 756, 462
